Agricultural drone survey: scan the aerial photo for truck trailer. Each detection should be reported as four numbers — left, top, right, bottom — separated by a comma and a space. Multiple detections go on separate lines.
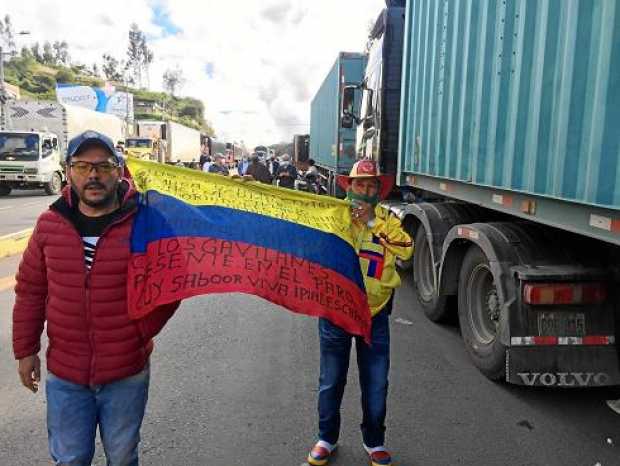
344, 0, 620, 387
310, 52, 367, 196
0, 101, 124, 196
135, 120, 201, 165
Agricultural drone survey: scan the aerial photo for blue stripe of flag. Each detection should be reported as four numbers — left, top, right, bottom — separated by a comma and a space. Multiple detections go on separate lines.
131, 190, 365, 290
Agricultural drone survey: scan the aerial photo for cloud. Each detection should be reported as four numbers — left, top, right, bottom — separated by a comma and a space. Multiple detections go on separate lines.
258, 79, 280, 108
98, 15, 115, 27
260, 1, 293, 24
290, 7, 308, 25
5, 0, 386, 146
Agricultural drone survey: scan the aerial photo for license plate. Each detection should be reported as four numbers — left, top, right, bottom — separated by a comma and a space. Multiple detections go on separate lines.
538, 312, 585, 336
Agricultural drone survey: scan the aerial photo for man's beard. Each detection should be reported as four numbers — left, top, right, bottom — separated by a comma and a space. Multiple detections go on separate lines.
79, 181, 118, 208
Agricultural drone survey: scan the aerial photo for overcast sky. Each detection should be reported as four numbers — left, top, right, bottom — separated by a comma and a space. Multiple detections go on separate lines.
5, 0, 385, 147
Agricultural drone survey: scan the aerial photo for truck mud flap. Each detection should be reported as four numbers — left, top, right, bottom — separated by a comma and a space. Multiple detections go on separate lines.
507, 347, 620, 387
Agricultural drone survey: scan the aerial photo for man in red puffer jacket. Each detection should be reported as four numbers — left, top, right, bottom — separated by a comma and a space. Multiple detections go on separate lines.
12, 130, 178, 466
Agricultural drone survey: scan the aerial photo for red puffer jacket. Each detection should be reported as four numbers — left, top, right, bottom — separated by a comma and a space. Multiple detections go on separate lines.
12, 182, 178, 385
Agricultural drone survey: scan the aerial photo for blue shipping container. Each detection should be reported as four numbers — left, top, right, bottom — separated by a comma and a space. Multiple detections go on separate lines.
398, 0, 620, 211
310, 53, 366, 173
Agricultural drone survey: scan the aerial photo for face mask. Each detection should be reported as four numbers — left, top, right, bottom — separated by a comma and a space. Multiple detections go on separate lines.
346, 189, 379, 207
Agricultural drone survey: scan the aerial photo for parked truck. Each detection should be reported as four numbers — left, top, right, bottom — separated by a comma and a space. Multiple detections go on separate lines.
0, 101, 124, 196
310, 52, 366, 196
342, 0, 620, 387
343, 2, 405, 179
124, 137, 156, 161
293, 134, 310, 165
135, 120, 201, 165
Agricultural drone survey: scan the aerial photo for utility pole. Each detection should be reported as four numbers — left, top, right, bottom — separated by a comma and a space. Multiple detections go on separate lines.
0, 45, 9, 129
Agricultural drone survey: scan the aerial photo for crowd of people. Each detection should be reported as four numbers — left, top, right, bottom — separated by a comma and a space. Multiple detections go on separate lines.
12, 130, 412, 466
196, 145, 322, 192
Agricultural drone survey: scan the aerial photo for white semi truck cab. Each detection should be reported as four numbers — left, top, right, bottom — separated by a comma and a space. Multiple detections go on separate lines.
0, 100, 124, 196
0, 130, 64, 196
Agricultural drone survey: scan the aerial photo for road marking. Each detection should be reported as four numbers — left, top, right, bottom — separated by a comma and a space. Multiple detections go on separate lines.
0, 206, 13, 211
0, 275, 16, 292
394, 317, 413, 326
22, 201, 45, 207
0, 228, 33, 259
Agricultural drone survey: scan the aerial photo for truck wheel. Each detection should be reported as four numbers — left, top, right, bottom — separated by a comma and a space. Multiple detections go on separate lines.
413, 227, 450, 321
0, 185, 11, 196
457, 245, 506, 380
44, 172, 62, 195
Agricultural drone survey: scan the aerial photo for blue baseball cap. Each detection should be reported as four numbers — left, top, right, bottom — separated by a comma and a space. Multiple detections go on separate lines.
67, 131, 122, 165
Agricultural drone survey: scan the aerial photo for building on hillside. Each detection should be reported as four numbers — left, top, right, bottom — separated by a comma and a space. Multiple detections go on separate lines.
134, 99, 163, 115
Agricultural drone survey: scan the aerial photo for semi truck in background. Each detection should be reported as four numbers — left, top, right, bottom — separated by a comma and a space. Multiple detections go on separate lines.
310, 52, 366, 196
201, 136, 245, 167
135, 120, 201, 165
341, 0, 620, 387
124, 137, 155, 160
0, 101, 124, 196
342, 1, 405, 178
293, 134, 310, 165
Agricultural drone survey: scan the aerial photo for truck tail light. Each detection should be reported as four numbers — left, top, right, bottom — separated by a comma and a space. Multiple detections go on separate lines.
523, 283, 607, 305
511, 335, 615, 346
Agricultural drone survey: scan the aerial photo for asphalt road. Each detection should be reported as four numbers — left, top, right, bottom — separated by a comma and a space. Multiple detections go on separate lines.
0, 190, 56, 236
0, 256, 619, 465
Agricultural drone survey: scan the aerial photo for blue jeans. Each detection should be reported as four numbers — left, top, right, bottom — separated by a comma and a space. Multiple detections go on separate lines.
46, 365, 150, 466
318, 300, 391, 448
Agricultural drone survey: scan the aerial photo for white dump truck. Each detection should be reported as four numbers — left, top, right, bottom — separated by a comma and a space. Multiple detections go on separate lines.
0, 101, 125, 196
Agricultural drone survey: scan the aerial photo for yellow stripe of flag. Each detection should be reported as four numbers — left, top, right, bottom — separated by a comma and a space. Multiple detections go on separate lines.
126, 158, 355, 246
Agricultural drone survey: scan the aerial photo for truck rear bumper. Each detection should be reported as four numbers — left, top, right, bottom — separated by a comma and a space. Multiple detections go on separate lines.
0, 173, 52, 184
507, 346, 620, 387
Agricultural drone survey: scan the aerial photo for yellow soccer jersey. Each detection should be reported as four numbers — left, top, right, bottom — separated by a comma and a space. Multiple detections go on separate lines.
352, 205, 414, 316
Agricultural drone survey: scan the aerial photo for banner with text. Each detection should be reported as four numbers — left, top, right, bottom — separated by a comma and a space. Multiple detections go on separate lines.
126, 158, 371, 341
56, 84, 134, 122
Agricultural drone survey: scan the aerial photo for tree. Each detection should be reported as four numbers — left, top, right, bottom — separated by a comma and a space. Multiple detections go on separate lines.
56, 68, 76, 83
30, 42, 42, 62
162, 67, 185, 97
52, 41, 69, 66
0, 14, 16, 53
141, 38, 154, 88
42, 41, 55, 65
126, 23, 153, 88
126, 23, 143, 86
102, 54, 123, 81
20, 46, 32, 60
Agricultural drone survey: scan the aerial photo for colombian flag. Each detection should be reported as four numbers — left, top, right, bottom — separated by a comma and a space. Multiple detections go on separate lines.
126, 159, 371, 341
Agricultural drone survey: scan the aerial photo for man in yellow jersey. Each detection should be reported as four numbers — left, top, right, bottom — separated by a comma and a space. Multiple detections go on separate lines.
307, 160, 413, 466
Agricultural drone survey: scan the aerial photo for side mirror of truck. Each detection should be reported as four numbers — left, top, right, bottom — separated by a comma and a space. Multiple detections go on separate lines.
342, 114, 354, 129
341, 86, 357, 129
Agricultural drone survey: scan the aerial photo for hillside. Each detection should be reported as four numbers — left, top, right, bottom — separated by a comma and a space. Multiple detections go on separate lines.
4, 55, 214, 134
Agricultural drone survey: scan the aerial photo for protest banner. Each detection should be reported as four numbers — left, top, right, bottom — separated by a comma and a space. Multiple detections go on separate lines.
126, 158, 371, 341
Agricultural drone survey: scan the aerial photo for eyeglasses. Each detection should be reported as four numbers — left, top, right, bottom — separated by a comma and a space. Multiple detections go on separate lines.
70, 161, 119, 175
